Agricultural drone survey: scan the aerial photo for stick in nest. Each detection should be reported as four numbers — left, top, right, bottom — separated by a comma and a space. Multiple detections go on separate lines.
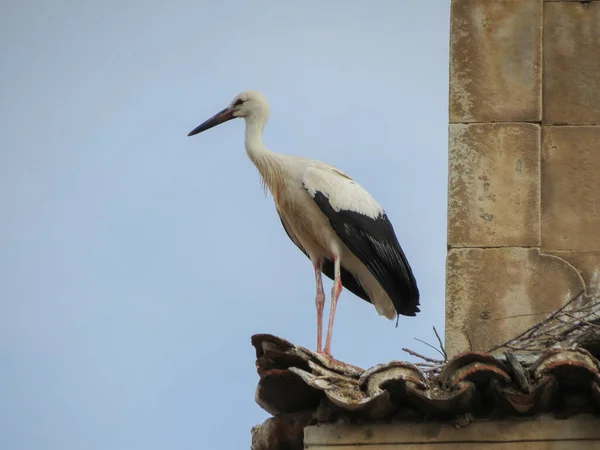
402, 325, 448, 365
433, 326, 447, 361
486, 290, 595, 355
402, 347, 444, 364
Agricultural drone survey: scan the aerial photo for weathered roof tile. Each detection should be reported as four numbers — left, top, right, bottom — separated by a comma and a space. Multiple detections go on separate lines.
252, 334, 600, 421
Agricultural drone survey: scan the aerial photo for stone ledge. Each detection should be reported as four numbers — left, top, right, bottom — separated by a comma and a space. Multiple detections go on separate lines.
304, 416, 600, 449
545, 0, 600, 3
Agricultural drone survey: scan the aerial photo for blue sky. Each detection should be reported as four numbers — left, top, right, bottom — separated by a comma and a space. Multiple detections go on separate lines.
0, 2, 450, 449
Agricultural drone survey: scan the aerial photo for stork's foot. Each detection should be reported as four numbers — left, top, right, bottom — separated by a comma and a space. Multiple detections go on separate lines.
314, 349, 364, 374
316, 349, 341, 365
316, 349, 333, 358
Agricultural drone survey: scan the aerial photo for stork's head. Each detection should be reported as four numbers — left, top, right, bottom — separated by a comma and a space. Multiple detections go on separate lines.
187, 90, 270, 137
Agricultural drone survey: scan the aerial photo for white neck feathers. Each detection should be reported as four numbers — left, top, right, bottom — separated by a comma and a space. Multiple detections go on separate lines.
244, 116, 284, 199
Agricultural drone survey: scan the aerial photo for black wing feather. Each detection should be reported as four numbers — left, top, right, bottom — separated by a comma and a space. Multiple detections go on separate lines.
308, 190, 420, 317
277, 216, 372, 304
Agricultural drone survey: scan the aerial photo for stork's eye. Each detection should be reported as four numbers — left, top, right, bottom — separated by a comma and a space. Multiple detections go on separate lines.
234, 99, 244, 107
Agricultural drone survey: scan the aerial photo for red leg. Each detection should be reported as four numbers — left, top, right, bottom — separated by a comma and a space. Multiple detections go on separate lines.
313, 261, 325, 353
324, 255, 342, 355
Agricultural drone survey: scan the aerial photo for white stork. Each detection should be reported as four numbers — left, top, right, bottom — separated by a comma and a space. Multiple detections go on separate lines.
187, 90, 419, 356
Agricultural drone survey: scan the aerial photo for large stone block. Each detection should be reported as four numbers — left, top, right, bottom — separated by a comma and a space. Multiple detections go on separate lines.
542, 126, 600, 250
549, 251, 600, 299
450, 0, 542, 123
544, 2, 600, 124
448, 123, 540, 248
445, 247, 584, 357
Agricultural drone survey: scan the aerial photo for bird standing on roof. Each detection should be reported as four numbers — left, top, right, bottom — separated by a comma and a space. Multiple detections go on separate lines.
187, 90, 419, 357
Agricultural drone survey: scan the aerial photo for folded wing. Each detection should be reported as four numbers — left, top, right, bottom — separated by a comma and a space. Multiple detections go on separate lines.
302, 166, 420, 316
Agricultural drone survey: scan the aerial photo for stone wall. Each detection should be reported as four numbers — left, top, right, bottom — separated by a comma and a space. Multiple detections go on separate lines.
446, 0, 600, 357
304, 416, 600, 449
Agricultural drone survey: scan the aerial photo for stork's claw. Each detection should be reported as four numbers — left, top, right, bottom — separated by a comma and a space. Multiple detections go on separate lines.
316, 349, 334, 359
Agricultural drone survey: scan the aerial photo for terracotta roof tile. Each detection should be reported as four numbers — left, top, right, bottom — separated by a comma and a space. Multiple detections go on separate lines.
251, 334, 600, 421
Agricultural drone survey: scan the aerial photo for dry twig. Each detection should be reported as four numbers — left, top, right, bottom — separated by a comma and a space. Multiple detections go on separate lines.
486, 290, 600, 359
402, 347, 444, 364
433, 326, 447, 361
403, 326, 448, 372
414, 338, 446, 359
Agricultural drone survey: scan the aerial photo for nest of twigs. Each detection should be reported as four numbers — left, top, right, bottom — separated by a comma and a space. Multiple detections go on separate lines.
405, 291, 600, 375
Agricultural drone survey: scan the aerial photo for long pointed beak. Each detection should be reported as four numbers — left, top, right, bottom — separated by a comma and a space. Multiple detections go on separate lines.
187, 107, 235, 136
